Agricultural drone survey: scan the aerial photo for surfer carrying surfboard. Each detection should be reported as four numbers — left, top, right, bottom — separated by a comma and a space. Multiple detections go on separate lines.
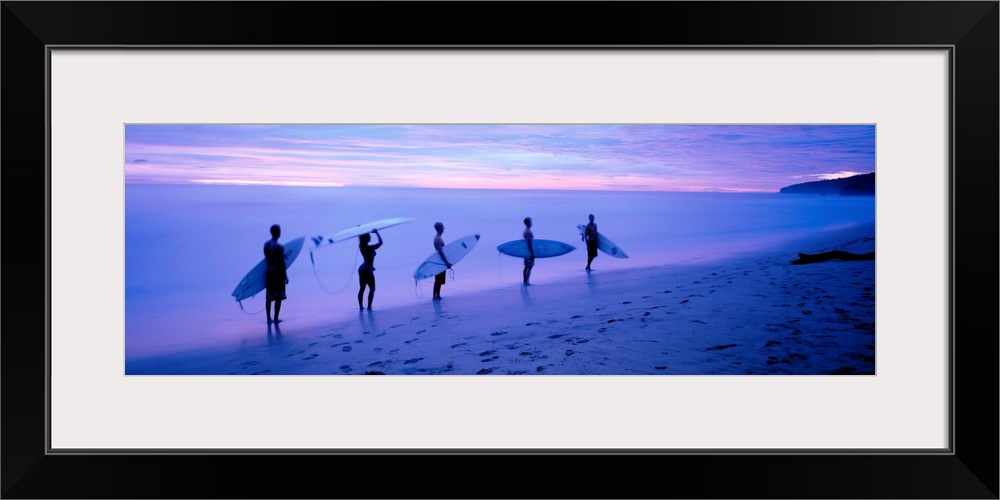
263, 224, 289, 324
522, 217, 535, 285
432, 222, 453, 300
583, 214, 598, 271
357, 229, 383, 311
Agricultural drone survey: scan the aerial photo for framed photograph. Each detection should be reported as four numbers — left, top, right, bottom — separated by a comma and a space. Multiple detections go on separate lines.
4, 2, 996, 498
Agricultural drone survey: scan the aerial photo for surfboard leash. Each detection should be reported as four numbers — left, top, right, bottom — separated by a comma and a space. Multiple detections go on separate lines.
413, 267, 457, 298
309, 246, 359, 295
236, 299, 265, 315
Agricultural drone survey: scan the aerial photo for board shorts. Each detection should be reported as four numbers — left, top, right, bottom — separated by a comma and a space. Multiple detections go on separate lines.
523, 258, 534, 267
265, 269, 286, 301
586, 240, 598, 258
435, 271, 446, 285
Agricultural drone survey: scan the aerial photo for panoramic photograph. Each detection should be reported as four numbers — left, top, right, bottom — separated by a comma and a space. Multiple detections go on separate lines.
124, 124, 876, 375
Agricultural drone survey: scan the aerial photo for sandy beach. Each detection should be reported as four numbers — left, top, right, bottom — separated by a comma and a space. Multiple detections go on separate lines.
128, 224, 876, 376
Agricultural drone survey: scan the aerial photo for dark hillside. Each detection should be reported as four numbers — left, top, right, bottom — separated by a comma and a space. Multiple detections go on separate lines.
779, 172, 875, 195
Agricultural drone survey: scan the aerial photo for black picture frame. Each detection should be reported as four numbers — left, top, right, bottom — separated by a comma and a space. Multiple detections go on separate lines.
3, 2, 996, 498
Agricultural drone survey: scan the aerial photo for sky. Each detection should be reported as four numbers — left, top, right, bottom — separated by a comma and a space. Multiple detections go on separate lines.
124, 124, 875, 193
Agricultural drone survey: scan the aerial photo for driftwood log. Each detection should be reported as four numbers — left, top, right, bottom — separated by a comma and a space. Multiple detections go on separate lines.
791, 250, 875, 265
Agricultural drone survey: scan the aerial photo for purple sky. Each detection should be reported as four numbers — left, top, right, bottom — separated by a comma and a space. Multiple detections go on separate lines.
124, 124, 875, 193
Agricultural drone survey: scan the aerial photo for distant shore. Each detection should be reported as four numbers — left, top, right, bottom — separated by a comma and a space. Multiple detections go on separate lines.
127, 224, 876, 375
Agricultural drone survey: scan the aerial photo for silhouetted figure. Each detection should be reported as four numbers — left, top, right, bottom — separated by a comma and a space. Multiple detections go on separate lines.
583, 213, 598, 271
432, 222, 453, 300
792, 250, 875, 265
357, 229, 382, 310
263, 224, 288, 324
522, 217, 535, 285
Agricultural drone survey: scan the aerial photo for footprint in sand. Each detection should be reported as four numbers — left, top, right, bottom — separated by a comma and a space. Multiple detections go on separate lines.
331, 342, 349, 348
680, 299, 689, 305
367, 361, 384, 367
567, 338, 590, 345
284, 349, 305, 358
308, 342, 318, 347
342, 346, 352, 352
339, 365, 352, 373
491, 331, 508, 336
548, 334, 565, 339
241, 360, 260, 367
765, 340, 782, 348
565, 350, 576, 356
390, 324, 404, 329
404, 338, 420, 344
691, 319, 706, 324
404, 358, 423, 364
520, 351, 534, 356
479, 350, 496, 356
251, 370, 271, 375
598, 328, 607, 333
389, 349, 399, 355
477, 368, 494, 374
705, 344, 737, 351
375, 331, 387, 338
481, 356, 499, 363
526, 322, 540, 326
571, 315, 583, 319
622, 301, 632, 305
654, 366, 668, 370
373, 347, 383, 353
303, 353, 318, 360
643, 311, 651, 317
450, 343, 467, 348
416, 330, 426, 334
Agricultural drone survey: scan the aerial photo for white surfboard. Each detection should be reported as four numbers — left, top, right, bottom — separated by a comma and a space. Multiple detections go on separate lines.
413, 234, 480, 281
577, 224, 629, 258
310, 217, 415, 249
497, 239, 575, 259
232, 236, 306, 302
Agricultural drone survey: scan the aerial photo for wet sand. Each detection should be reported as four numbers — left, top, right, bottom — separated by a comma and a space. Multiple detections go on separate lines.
128, 225, 876, 376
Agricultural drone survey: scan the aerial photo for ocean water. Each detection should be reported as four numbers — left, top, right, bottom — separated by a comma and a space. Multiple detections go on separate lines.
124, 184, 874, 363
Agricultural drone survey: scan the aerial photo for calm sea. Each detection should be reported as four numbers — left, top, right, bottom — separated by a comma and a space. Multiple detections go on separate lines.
125, 184, 874, 361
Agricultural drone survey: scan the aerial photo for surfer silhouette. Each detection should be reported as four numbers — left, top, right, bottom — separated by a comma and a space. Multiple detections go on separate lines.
263, 224, 288, 324
358, 229, 382, 311
583, 214, 598, 271
522, 217, 535, 285
432, 222, 453, 300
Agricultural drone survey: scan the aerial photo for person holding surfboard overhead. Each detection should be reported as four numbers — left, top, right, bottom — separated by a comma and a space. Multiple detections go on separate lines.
432, 222, 453, 300
357, 229, 383, 311
522, 217, 535, 286
263, 224, 289, 324
583, 214, 598, 271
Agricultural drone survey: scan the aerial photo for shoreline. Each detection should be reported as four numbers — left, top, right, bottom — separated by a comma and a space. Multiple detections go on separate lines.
127, 223, 876, 375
